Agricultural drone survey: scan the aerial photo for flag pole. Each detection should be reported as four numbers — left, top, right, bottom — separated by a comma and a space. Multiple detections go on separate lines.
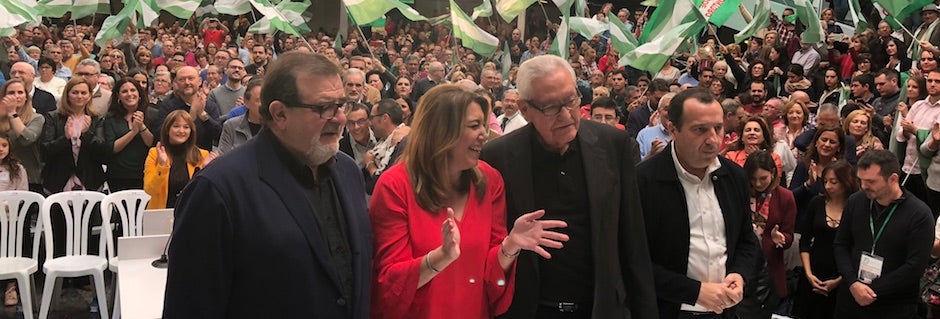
345, 4, 379, 66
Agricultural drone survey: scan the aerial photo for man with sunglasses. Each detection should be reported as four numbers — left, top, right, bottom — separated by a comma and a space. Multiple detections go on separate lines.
165, 52, 372, 318
480, 55, 657, 318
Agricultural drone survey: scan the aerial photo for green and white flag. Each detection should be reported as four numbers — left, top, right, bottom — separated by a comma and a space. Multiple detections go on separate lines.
38, 0, 108, 20
547, 16, 569, 60
608, 12, 637, 55
0, 0, 40, 37
847, 0, 869, 33
733, 0, 770, 43
640, 0, 707, 43
95, 1, 136, 47
214, 0, 252, 15
451, 0, 499, 56
787, 0, 824, 43
471, 0, 493, 20
875, 0, 933, 23
621, 21, 700, 74
495, 0, 537, 22
136, 0, 161, 27
344, 0, 426, 26
694, 0, 741, 27
248, 0, 311, 36
162, 0, 201, 20
640, 0, 659, 6
568, 16, 608, 39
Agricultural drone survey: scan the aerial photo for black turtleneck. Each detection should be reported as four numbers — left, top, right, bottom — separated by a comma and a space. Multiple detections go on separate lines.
166, 142, 192, 208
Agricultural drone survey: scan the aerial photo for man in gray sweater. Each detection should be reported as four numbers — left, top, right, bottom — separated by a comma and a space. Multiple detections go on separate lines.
208, 58, 247, 118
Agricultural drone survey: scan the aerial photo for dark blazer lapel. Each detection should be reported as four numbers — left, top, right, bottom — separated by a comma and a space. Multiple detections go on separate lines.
504, 125, 536, 220
255, 131, 344, 291
577, 123, 613, 255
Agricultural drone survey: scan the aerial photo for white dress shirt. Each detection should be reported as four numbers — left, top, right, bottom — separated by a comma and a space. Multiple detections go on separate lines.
496, 111, 527, 134
670, 144, 728, 312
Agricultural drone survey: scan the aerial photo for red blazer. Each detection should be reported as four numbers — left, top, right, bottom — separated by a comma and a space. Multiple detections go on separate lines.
370, 161, 515, 319
755, 186, 797, 298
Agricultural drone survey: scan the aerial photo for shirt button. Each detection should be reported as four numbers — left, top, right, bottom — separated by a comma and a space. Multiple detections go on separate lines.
497, 279, 506, 286
469, 278, 476, 284
336, 298, 346, 306
560, 171, 566, 176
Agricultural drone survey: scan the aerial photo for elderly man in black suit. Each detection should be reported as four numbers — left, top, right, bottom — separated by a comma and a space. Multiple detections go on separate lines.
163, 52, 372, 318
636, 88, 760, 319
480, 54, 657, 319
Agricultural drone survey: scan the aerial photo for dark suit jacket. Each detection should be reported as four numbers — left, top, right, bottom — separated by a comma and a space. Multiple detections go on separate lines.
481, 120, 658, 319
39, 112, 107, 192
163, 128, 372, 318
32, 88, 57, 114
635, 147, 760, 319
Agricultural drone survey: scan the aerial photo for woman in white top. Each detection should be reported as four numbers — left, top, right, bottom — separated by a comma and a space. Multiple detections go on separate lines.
33, 57, 67, 102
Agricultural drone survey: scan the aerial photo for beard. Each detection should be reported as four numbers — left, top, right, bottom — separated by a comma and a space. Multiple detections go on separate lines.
303, 124, 341, 166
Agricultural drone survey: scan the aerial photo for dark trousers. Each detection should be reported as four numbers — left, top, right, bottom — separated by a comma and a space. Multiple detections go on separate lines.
927, 188, 940, 219
903, 174, 933, 218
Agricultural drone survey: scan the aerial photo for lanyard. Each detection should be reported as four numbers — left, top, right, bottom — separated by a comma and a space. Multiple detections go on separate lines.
869, 200, 900, 253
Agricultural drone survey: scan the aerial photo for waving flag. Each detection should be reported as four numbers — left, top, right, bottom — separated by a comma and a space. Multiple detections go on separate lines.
733, 0, 770, 43
451, 0, 499, 56
161, 0, 202, 20
608, 12, 637, 54
248, 0, 312, 36
640, 0, 707, 43
568, 17, 608, 39
787, 0, 824, 43
214, 0, 252, 15
37, 0, 108, 20
547, 16, 569, 60
694, 0, 742, 27
471, 0, 493, 20
0, 0, 40, 37
95, 3, 136, 47
344, 0, 427, 25
495, 0, 537, 22
621, 21, 701, 74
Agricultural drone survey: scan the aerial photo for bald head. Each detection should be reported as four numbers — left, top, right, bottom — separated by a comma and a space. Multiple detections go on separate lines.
10, 62, 36, 89
428, 61, 445, 81
791, 90, 810, 105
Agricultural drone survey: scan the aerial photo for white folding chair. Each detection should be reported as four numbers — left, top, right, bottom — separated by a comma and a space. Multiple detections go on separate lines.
100, 190, 150, 319
0, 191, 44, 319
37, 191, 109, 319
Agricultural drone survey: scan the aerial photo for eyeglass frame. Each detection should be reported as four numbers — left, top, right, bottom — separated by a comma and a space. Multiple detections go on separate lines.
280, 100, 341, 120
523, 92, 582, 116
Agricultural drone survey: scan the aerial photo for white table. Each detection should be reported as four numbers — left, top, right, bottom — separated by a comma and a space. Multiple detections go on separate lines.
117, 234, 169, 319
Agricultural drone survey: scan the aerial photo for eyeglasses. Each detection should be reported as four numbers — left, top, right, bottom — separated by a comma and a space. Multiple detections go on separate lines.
76, 72, 98, 77
286, 101, 340, 120
525, 93, 581, 116
369, 113, 385, 120
346, 118, 369, 127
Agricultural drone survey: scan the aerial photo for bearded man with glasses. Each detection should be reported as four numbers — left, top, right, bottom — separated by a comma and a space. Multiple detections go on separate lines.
165, 52, 372, 318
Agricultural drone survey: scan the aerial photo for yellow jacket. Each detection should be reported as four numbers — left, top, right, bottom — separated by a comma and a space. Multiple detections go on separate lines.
144, 147, 209, 209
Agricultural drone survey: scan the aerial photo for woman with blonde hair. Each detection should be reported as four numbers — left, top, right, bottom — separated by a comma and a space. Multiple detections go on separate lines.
370, 84, 568, 319
0, 79, 45, 192
40, 77, 107, 194
144, 110, 215, 209
842, 109, 883, 158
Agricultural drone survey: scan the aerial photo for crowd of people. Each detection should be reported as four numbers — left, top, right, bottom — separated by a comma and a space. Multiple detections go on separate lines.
1, 1, 940, 319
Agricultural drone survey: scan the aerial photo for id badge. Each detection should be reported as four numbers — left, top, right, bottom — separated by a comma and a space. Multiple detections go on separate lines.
858, 251, 884, 284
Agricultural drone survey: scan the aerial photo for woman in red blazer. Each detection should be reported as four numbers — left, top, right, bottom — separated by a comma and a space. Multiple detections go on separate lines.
743, 151, 797, 315
369, 85, 568, 319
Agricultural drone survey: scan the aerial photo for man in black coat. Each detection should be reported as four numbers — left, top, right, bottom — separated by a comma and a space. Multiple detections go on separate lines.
636, 88, 760, 318
10, 62, 56, 113
481, 55, 657, 319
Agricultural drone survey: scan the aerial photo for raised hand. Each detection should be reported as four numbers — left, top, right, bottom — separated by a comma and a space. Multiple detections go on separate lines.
65, 117, 76, 139
932, 122, 940, 142
156, 141, 168, 166
80, 115, 91, 133
132, 111, 145, 132
505, 210, 569, 259
441, 208, 461, 262
807, 161, 819, 186
202, 150, 219, 167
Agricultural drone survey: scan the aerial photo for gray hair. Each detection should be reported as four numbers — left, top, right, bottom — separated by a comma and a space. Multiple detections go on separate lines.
516, 55, 575, 101
77, 58, 101, 73
154, 70, 171, 80
818, 103, 839, 115
721, 98, 742, 115
344, 67, 365, 81
659, 92, 677, 110
503, 89, 519, 100
98, 74, 115, 88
